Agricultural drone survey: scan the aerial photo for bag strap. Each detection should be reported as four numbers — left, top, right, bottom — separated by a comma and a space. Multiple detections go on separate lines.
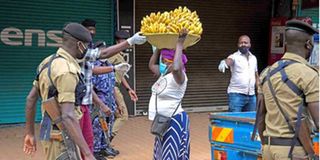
266, 67, 295, 131
261, 60, 296, 85
47, 54, 58, 88
252, 60, 295, 141
266, 67, 306, 158
155, 94, 181, 118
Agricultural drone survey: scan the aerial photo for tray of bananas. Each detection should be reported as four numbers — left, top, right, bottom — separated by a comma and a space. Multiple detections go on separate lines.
141, 6, 202, 49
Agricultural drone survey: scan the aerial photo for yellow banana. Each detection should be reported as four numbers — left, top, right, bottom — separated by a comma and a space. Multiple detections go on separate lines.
140, 6, 202, 35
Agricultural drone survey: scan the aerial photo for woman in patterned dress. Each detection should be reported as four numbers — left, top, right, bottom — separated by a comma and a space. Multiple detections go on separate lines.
148, 30, 190, 160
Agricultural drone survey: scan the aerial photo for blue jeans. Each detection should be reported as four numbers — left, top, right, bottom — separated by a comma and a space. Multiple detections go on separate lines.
228, 93, 256, 112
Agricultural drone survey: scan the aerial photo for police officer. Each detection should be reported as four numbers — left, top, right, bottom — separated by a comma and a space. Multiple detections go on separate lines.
24, 23, 95, 160
109, 30, 138, 142
23, 22, 146, 159
257, 18, 319, 160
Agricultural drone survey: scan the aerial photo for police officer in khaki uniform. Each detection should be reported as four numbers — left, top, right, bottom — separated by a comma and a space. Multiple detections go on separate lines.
24, 23, 95, 160
109, 30, 138, 142
23, 23, 146, 159
257, 18, 319, 160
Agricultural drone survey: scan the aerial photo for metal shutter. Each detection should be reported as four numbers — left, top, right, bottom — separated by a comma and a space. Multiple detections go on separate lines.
300, 8, 319, 24
134, 0, 270, 114
0, 0, 115, 124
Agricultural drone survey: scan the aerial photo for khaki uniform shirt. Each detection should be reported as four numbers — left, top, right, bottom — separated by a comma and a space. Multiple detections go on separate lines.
107, 52, 126, 84
258, 52, 319, 138
33, 48, 82, 117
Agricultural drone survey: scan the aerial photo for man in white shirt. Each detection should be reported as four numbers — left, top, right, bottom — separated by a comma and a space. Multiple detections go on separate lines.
218, 35, 259, 112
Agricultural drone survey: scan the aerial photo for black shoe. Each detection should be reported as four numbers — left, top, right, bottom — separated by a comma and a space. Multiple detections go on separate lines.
109, 135, 114, 142
100, 147, 117, 157
110, 147, 120, 155
94, 152, 107, 160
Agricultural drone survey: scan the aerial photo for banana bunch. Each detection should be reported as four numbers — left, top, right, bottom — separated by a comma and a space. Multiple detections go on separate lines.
141, 6, 203, 35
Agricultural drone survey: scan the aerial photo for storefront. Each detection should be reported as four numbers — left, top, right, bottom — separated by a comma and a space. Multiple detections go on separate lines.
134, 0, 271, 114
0, 0, 274, 124
0, 0, 115, 124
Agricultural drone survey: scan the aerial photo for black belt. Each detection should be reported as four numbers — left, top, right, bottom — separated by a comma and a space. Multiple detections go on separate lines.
264, 137, 302, 146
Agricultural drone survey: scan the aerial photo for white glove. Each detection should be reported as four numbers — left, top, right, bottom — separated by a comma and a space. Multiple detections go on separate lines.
152, 45, 157, 54
218, 60, 228, 73
127, 32, 147, 46
114, 63, 131, 75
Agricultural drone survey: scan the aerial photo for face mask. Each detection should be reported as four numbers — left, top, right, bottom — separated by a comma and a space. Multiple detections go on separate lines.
78, 42, 88, 59
238, 46, 250, 54
306, 40, 315, 62
159, 55, 168, 75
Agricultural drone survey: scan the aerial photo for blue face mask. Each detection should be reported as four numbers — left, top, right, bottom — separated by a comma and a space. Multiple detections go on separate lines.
159, 55, 168, 75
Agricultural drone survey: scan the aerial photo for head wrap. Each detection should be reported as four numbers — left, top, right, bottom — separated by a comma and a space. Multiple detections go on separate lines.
81, 19, 96, 27
160, 49, 188, 64
63, 23, 92, 42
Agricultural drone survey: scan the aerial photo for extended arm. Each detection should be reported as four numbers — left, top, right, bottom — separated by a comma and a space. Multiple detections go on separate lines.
121, 77, 138, 102
59, 103, 94, 159
99, 32, 146, 59
218, 57, 234, 73
92, 66, 114, 75
308, 102, 319, 129
23, 86, 39, 155
225, 58, 234, 66
172, 30, 187, 85
257, 94, 266, 144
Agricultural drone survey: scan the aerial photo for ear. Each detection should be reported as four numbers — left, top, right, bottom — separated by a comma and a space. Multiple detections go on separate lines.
305, 40, 312, 49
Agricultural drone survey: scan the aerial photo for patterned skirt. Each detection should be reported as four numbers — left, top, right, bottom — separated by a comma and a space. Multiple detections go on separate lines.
153, 111, 190, 160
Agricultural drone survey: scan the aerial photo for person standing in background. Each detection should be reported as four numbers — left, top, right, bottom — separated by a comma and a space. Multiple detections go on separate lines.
218, 35, 259, 112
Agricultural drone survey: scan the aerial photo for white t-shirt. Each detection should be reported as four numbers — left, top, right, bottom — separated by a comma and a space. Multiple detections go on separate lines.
148, 72, 187, 120
227, 51, 257, 95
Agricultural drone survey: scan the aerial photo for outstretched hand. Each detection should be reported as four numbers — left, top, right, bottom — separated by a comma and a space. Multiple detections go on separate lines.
218, 60, 229, 73
127, 32, 147, 46
23, 134, 37, 156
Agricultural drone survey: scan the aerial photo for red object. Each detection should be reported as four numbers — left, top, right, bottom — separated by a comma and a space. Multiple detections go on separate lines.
79, 105, 94, 158
220, 151, 227, 160
268, 17, 288, 65
214, 150, 227, 160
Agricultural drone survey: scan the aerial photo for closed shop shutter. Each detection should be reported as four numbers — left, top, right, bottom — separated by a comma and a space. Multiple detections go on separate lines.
300, 8, 319, 24
135, 0, 270, 114
0, 0, 115, 124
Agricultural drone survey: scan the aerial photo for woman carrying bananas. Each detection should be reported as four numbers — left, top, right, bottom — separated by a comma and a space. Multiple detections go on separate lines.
148, 29, 190, 160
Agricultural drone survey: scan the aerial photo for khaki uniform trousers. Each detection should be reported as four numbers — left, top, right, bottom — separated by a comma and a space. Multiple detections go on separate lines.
41, 140, 66, 160
112, 86, 129, 136
41, 132, 81, 160
263, 139, 308, 160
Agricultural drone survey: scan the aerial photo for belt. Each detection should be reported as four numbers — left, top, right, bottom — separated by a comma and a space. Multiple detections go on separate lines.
50, 130, 63, 142
264, 137, 302, 146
